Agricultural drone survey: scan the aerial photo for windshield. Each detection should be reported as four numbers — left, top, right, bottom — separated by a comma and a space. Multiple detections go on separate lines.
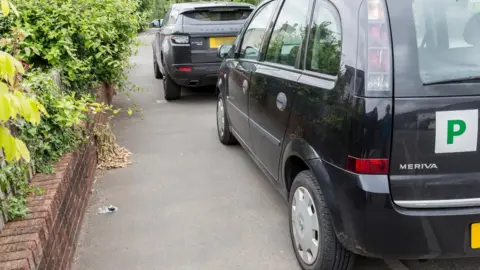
413, 0, 480, 84
183, 9, 252, 22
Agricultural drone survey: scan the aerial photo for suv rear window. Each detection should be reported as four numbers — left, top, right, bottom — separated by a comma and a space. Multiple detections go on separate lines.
183, 9, 252, 22
413, 0, 480, 84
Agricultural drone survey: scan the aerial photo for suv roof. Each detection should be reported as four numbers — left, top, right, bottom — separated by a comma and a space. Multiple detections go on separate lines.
171, 1, 255, 13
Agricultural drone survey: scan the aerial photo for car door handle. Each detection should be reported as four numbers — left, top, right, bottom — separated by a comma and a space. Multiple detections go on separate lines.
242, 80, 248, 94
276, 92, 287, 111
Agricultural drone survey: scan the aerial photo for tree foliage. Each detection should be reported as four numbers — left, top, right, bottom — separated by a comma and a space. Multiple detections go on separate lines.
1, 0, 141, 93
0, 0, 140, 219
0, 1, 45, 163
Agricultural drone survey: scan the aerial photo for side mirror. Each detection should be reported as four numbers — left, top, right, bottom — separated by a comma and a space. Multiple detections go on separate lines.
151, 19, 163, 28
217, 44, 233, 58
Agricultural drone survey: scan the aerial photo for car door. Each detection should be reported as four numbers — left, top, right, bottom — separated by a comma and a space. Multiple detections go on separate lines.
248, 0, 312, 180
154, 7, 178, 64
225, 0, 278, 150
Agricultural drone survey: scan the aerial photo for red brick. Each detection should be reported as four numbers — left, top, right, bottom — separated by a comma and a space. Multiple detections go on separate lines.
5, 219, 46, 230
0, 241, 41, 266
0, 233, 41, 247
0, 227, 42, 238
0, 259, 30, 270
26, 194, 55, 203
26, 200, 52, 208
0, 251, 35, 269
19, 212, 50, 230
0, 130, 97, 269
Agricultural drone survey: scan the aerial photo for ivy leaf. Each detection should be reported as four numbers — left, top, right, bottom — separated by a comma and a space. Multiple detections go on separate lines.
1, 130, 17, 161
9, 54, 24, 74
36, 101, 48, 116
0, 94, 11, 121
9, 2, 18, 17
15, 139, 30, 162
1, 0, 9, 16
4, 53, 15, 77
0, 82, 8, 94
28, 99, 41, 124
32, 47, 40, 56
19, 95, 32, 121
9, 92, 21, 114
0, 126, 10, 147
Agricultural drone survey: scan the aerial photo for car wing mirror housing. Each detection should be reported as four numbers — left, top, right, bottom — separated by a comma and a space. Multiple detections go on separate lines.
151, 19, 163, 28
217, 44, 233, 58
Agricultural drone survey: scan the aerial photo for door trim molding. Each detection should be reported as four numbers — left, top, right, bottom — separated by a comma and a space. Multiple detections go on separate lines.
249, 119, 281, 147
226, 99, 248, 120
395, 198, 480, 208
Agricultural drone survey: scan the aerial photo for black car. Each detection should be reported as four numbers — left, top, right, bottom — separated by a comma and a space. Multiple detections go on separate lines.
152, 2, 254, 100
215, 0, 480, 269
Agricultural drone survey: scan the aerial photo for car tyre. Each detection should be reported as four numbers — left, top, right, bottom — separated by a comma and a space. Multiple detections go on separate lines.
163, 73, 181, 101
289, 170, 355, 270
216, 92, 237, 145
153, 56, 163, 79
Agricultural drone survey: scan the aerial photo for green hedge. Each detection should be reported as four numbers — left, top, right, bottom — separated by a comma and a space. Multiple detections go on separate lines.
0, 0, 142, 219
3, 0, 142, 93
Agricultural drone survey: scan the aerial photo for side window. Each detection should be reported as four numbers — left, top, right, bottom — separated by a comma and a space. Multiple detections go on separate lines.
265, 0, 310, 67
163, 8, 172, 26
240, 1, 277, 60
168, 9, 180, 25
306, 1, 342, 76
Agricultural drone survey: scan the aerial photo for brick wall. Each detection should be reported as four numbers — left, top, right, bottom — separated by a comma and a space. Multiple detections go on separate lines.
0, 84, 113, 270
0, 140, 96, 270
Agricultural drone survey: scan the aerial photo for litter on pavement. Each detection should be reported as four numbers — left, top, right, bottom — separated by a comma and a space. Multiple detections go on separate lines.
98, 205, 119, 214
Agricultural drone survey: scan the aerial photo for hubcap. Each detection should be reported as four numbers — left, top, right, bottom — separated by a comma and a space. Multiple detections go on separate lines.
217, 98, 225, 137
291, 187, 320, 265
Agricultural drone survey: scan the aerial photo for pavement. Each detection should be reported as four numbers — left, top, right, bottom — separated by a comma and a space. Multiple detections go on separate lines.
72, 30, 480, 270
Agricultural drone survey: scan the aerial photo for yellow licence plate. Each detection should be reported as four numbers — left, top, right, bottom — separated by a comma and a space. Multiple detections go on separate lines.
471, 223, 480, 248
209, 37, 235, 49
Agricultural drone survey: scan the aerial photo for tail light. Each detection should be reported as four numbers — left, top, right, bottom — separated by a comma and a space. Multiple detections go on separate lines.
171, 35, 190, 44
177, 66, 192, 72
347, 156, 389, 174
366, 0, 392, 92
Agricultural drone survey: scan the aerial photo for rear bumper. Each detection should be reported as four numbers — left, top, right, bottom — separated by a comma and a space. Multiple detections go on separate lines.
169, 63, 220, 87
312, 159, 480, 259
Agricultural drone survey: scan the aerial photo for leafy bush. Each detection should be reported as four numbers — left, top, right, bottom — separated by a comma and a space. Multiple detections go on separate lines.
0, 0, 137, 220
3, 0, 141, 93
16, 71, 91, 173
0, 162, 43, 219
0, 2, 45, 163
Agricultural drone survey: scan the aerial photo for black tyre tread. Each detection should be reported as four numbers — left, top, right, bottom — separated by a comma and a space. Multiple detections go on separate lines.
153, 60, 163, 79
290, 170, 355, 270
164, 73, 181, 101
217, 92, 237, 145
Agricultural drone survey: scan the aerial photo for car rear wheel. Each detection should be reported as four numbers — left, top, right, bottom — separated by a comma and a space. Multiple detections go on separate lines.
163, 73, 181, 101
153, 56, 163, 79
216, 92, 237, 145
289, 170, 355, 270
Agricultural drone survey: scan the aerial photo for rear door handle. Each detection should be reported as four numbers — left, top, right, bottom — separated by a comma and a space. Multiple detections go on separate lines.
242, 80, 248, 94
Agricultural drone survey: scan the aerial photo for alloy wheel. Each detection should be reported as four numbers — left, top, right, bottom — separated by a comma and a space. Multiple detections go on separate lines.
217, 98, 225, 137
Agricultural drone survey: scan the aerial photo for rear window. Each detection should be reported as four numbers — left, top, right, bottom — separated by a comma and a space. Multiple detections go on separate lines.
183, 9, 252, 22
413, 0, 480, 84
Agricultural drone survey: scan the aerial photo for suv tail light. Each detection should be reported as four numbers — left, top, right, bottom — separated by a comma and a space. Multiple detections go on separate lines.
171, 35, 190, 44
366, 0, 392, 92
